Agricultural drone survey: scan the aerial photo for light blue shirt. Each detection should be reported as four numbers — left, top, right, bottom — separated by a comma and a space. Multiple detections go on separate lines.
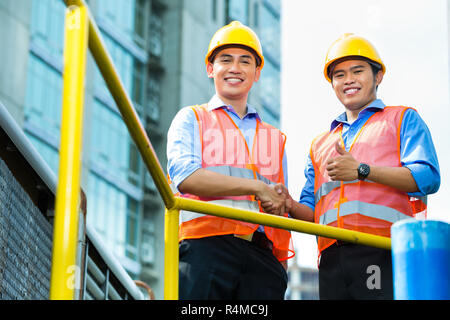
167, 94, 288, 192
299, 99, 441, 211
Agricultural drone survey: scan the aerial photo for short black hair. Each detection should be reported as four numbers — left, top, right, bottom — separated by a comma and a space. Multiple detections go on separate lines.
328, 55, 382, 80
369, 62, 382, 77
208, 44, 262, 67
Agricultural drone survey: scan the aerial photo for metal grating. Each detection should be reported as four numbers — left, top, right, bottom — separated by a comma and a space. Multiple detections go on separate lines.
0, 100, 145, 300
0, 159, 137, 300
0, 158, 53, 299
82, 239, 133, 300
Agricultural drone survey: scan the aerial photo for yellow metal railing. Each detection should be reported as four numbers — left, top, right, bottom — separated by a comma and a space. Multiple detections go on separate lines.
50, 3, 88, 300
51, 0, 391, 300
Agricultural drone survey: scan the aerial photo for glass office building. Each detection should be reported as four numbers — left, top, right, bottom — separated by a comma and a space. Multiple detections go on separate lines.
23, 0, 165, 294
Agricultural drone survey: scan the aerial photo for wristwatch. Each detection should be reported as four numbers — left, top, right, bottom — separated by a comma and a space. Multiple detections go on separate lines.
357, 163, 370, 180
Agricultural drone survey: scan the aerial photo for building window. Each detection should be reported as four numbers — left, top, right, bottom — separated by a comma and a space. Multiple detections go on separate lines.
147, 74, 161, 123
226, 0, 249, 24
88, 98, 144, 266
259, 60, 280, 118
260, 104, 280, 128
86, 174, 140, 262
134, 0, 147, 46
141, 218, 156, 264
263, 0, 281, 16
24, 54, 63, 143
290, 269, 300, 286
27, 134, 59, 173
259, 3, 280, 62
128, 143, 142, 187
93, 33, 149, 122
30, 0, 65, 57
253, 2, 259, 27
126, 198, 140, 260
149, 11, 163, 58
96, 0, 137, 45
94, 34, 134, 97
90, 100, 143, 188
133, 60, 146, 109
26, 0, 65, 160
212, 0, 217, 21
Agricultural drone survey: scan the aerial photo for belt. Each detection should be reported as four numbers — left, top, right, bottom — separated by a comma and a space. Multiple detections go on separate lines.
235, 232, 273, 251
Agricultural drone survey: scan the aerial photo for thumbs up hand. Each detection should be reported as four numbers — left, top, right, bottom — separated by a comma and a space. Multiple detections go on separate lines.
334, 140, 347, 155
326, 140, 359, 181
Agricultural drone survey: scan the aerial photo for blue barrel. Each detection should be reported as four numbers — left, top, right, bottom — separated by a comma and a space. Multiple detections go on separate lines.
391, 220, 450, 300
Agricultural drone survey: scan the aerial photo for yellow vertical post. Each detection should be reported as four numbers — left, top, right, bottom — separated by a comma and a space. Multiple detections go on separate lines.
164, 207, 180, 300
50, 4, 88, 300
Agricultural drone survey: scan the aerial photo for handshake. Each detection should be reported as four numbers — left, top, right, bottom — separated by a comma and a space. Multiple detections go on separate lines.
255, 182, 293, 217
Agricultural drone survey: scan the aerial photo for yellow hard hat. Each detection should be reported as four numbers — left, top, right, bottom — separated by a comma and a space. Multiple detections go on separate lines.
205, 21, 264, 69
324, 33, 386, 82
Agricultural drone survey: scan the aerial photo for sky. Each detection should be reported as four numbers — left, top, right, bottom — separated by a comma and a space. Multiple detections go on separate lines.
281, 0, 450, 268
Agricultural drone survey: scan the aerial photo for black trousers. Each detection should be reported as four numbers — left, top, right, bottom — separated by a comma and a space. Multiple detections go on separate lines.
179, 235, 288, 300
319, 242, 394, 300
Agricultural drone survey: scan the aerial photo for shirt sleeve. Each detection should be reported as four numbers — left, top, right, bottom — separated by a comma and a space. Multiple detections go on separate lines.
282, 149, 288, 189
166, 107, 202, 192
299, 153, 316, 211
400, 108, 441, 196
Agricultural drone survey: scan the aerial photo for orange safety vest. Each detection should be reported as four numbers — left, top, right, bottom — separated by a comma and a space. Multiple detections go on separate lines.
173, 104, 294, 261
310, 106, 427, 255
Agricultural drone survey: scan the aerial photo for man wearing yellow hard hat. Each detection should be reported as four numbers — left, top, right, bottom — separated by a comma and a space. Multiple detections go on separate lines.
262, 33, 440, 299
166, 21, 294, 299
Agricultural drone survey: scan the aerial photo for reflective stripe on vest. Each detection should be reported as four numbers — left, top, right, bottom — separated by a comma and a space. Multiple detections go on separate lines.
180, 198, 260, 224
315, 179, 358, 205
205, 165, 274, 186
178, 165, 273, 225
319, 200, 414, 226
314, 179, 428, 208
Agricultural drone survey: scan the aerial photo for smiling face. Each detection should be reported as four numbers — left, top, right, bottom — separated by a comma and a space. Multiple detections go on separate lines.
206, 47, 261, 106
331, 59, 383, 115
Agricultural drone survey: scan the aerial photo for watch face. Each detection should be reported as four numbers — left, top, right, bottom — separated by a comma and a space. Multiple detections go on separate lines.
360, 165, 369, 175
358, 163, 370, 179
